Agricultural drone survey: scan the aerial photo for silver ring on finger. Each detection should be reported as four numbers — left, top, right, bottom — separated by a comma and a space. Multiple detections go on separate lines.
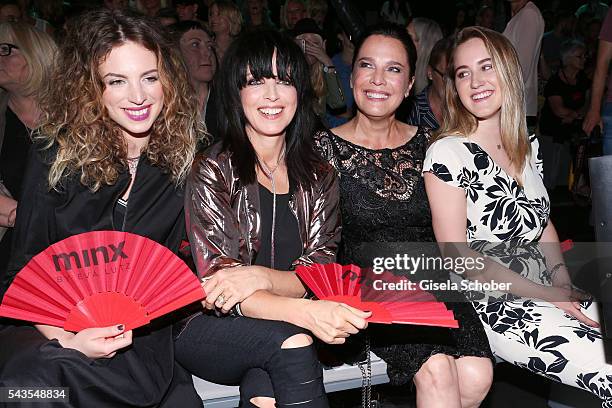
216, 294, 226, 305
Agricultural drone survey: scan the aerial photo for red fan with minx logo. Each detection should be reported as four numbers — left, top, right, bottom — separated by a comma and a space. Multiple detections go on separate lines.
0, 231, 205, 332
296, 263, 458, 328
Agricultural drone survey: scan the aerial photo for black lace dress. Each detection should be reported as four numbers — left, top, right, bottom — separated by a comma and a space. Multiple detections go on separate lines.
314, 127, 493, 385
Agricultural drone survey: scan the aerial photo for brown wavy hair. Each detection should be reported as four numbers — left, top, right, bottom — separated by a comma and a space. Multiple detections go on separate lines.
38, 8, 205, 192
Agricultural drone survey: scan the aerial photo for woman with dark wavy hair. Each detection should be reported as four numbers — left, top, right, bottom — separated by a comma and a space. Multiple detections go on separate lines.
177, 29, 369, 407
0, 8, 203, 407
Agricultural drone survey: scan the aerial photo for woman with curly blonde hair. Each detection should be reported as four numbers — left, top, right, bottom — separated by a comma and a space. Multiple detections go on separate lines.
0, 8, 203, 407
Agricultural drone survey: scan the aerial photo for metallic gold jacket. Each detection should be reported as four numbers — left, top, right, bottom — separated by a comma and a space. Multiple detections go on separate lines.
185, 142, 341, 276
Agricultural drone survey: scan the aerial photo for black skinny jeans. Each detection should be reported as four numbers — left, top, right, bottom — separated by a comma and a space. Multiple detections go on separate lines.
174, 313, 328, 407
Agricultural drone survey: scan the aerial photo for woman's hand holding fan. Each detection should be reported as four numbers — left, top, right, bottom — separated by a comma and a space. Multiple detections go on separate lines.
0, 231, 206, 332
296, 263, 459, 328
300, 299, 371, 344
58, 324, 133, 359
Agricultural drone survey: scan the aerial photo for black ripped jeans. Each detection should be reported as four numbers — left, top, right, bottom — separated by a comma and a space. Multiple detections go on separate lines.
174, 313, 328, 407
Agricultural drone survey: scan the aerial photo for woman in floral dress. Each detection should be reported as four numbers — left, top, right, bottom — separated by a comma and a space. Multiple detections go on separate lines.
424, 26, 612, 405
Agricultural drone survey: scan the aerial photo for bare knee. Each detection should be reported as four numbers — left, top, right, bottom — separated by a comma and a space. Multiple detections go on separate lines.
414, 354, 457, 391
280, 333, 313, 349
457, 357, 493, 406
250, 396, 276, 408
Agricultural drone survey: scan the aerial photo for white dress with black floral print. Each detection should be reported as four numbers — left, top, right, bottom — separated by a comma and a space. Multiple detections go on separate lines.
424, 134, 612, 406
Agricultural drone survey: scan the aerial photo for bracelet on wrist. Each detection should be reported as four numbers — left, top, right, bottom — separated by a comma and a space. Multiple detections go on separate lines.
231, 302, 244, 316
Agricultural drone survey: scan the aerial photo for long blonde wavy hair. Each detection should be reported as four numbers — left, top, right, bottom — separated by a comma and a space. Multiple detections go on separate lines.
434, 26, 530, 178
37, 8, 205, 192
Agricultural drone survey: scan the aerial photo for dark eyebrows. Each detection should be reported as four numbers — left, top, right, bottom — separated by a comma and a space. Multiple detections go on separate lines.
454, 58, 492, 73
102, 69, 158, 79
357, 57, 405, 67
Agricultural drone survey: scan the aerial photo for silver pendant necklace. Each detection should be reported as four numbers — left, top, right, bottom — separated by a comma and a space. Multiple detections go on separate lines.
127, 156, 140, 176
257, 145, 286, 270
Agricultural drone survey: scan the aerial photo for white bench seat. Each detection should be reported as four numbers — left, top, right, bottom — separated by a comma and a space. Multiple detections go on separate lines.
193, 352, 390, 407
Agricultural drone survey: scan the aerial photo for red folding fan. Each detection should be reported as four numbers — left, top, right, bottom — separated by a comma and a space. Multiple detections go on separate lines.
0, 231, 205, 332
295, 263, 458, 328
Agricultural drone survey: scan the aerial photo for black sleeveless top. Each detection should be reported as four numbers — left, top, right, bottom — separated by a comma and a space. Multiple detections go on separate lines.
254, 184, 302, 271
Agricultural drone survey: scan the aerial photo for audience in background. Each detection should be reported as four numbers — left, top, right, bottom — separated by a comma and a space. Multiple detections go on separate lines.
103, 0, 129, 10
406, 17, 443, 94
406, 37, 452, 130
174, 0, 201, 22
292, 18, 344, 127
173, 20, 219, 139
307, 0, 327, 30
137, 0, 164, 17
540, 40, 590, 189
451, 3, 471, 35
583, 7, 612, 155
540, 10, 576, 80
208, 0, 242, 61
582, 17, 602, 79
379, 0, 410, 26
502, 0, 544, 133
0, 2, 21, 23
0, 0, 52, 34
243, 0, 275, 32
575, 0, 609, 21
157, 7, 178, 26
326, 25, 354, 127
475, 5, 495, 30
0, 22, 56, 278
281, 0, 307, 30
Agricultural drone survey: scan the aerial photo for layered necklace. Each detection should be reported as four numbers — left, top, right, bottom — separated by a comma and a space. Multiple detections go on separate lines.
257, 144, 286, 270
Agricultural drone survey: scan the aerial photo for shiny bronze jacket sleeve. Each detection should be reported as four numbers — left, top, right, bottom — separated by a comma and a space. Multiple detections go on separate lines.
185, 154, 246, 277
292, 165, 342, 268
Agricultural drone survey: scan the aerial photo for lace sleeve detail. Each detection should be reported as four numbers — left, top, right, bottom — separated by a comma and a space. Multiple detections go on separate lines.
313, 129, 336, 162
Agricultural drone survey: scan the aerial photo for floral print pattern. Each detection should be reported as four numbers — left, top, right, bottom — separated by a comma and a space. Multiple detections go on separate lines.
424, 135, 612, 406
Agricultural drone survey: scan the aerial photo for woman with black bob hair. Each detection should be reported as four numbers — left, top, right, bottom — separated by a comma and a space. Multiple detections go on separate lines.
176, 30, 370, 408
216, 28, 317, 185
